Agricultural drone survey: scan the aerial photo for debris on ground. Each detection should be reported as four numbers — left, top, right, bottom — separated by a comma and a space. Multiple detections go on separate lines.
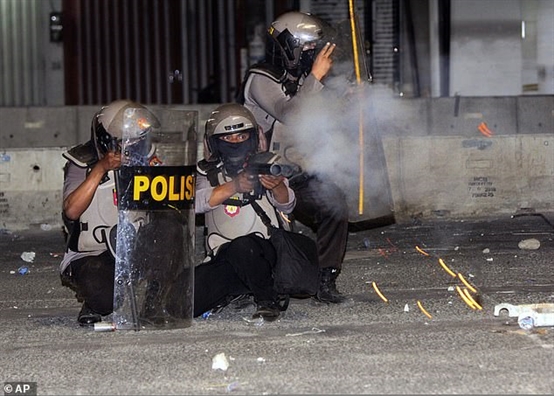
518, 238, 541, 250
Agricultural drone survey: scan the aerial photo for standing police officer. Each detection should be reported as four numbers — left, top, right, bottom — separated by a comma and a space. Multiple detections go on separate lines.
239, 11, 349, 303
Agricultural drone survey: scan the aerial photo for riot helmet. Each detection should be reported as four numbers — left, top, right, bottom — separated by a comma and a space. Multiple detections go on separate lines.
204, 103, 265, 175
267, 11, 326, 76
91, 100, 160, 159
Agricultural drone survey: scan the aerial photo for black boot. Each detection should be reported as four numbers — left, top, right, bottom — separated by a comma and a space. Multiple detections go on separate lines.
78, 302, 102, 326
252, 300, 281, 322
316, 268, 346, 304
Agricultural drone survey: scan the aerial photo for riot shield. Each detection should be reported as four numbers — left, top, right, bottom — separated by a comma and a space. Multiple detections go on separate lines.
327, 19, 395, 227
323, 18, 371, 88
112, 107, 197, 330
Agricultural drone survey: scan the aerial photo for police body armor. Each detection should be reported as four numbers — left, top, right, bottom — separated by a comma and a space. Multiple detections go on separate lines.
63, 143, 117, 253
239, 63, 307, 178
198, 160, 281, 257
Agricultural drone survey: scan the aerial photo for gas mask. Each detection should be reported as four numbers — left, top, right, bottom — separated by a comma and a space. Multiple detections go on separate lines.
216, 137, 257, 177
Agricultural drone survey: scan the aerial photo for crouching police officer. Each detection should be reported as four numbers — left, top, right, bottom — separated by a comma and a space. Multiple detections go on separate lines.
59, 100, 160, 326
194, 103, 296, 322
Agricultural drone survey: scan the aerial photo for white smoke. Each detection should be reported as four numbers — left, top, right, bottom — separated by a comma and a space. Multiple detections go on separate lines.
285, 63, 404, 220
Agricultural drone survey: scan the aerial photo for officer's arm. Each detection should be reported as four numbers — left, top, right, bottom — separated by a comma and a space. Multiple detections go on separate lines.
207, 172, 255, 207
259, 175, 289, 204
63, 152, 120, 220
265, 178, 296, 214
310, 42, 336, 81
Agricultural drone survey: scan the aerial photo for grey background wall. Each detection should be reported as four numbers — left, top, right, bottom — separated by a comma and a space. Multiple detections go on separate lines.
1, 0, 553, 230
1, 96, 552, 230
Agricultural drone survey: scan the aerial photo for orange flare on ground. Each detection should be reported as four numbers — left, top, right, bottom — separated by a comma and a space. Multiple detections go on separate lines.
417, 300, 433, 319
457, 272, 477, 293
438, 258, 457, 277
456, 285, 476, 309
371, 281, 388, 303
415, 246, 430, 256
462, 288, 483, 310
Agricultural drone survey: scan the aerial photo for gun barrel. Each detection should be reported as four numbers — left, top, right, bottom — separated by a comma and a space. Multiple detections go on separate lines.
270, 163, 299, 178
247, 163, 297, 177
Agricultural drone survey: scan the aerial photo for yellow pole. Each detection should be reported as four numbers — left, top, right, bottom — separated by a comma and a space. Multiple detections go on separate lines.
348, 0, 364, 215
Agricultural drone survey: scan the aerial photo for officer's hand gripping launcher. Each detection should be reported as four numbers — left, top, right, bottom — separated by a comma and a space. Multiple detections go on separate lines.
242, 151, 300, 200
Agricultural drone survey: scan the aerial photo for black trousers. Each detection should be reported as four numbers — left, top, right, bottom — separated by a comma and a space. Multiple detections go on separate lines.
61, 211, 187, 317
61, 232, 278, 318
290, 175, 349, 270
193, 234, 278, 317
61, 250, 115, 315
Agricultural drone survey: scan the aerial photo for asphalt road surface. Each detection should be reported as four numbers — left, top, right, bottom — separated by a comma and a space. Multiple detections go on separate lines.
1, 214, 553, 395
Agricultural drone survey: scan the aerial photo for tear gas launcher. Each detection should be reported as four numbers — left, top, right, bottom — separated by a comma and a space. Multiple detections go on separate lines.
242, 151, 301, 200
243, 151, 300, 178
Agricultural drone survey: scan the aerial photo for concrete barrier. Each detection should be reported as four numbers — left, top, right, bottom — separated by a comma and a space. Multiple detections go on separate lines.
0, 148, 67, 230
1, 97, 552, 230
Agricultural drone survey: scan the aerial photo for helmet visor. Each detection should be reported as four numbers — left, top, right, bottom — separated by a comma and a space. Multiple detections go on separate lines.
122, 107, 160, 140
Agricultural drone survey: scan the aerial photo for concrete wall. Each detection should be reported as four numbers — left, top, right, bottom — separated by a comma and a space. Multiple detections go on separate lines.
450, 0, 523, 96
0, 97, 553, 230
449, 0, 554, 96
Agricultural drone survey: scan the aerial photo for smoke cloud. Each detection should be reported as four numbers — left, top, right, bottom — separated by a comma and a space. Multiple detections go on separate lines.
286, 62, 399, 220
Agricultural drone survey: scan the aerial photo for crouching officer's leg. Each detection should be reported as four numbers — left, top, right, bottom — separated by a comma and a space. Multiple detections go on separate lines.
61, 251, 115, 326
290, 175, 349, 303
225, 234, 281, 321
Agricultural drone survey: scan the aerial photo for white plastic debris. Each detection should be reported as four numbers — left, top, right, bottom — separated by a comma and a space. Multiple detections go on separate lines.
403, 303, 410, 312
40, 223, 52, 231
518, 238, 540, 250
20, 251, 36, 263
212, 352, 230, 371
482, 248, 490, 254
242, 316, 264, 326
226, 381, 240, 392
285, 328, 326, 337
494, 303, 554, 330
